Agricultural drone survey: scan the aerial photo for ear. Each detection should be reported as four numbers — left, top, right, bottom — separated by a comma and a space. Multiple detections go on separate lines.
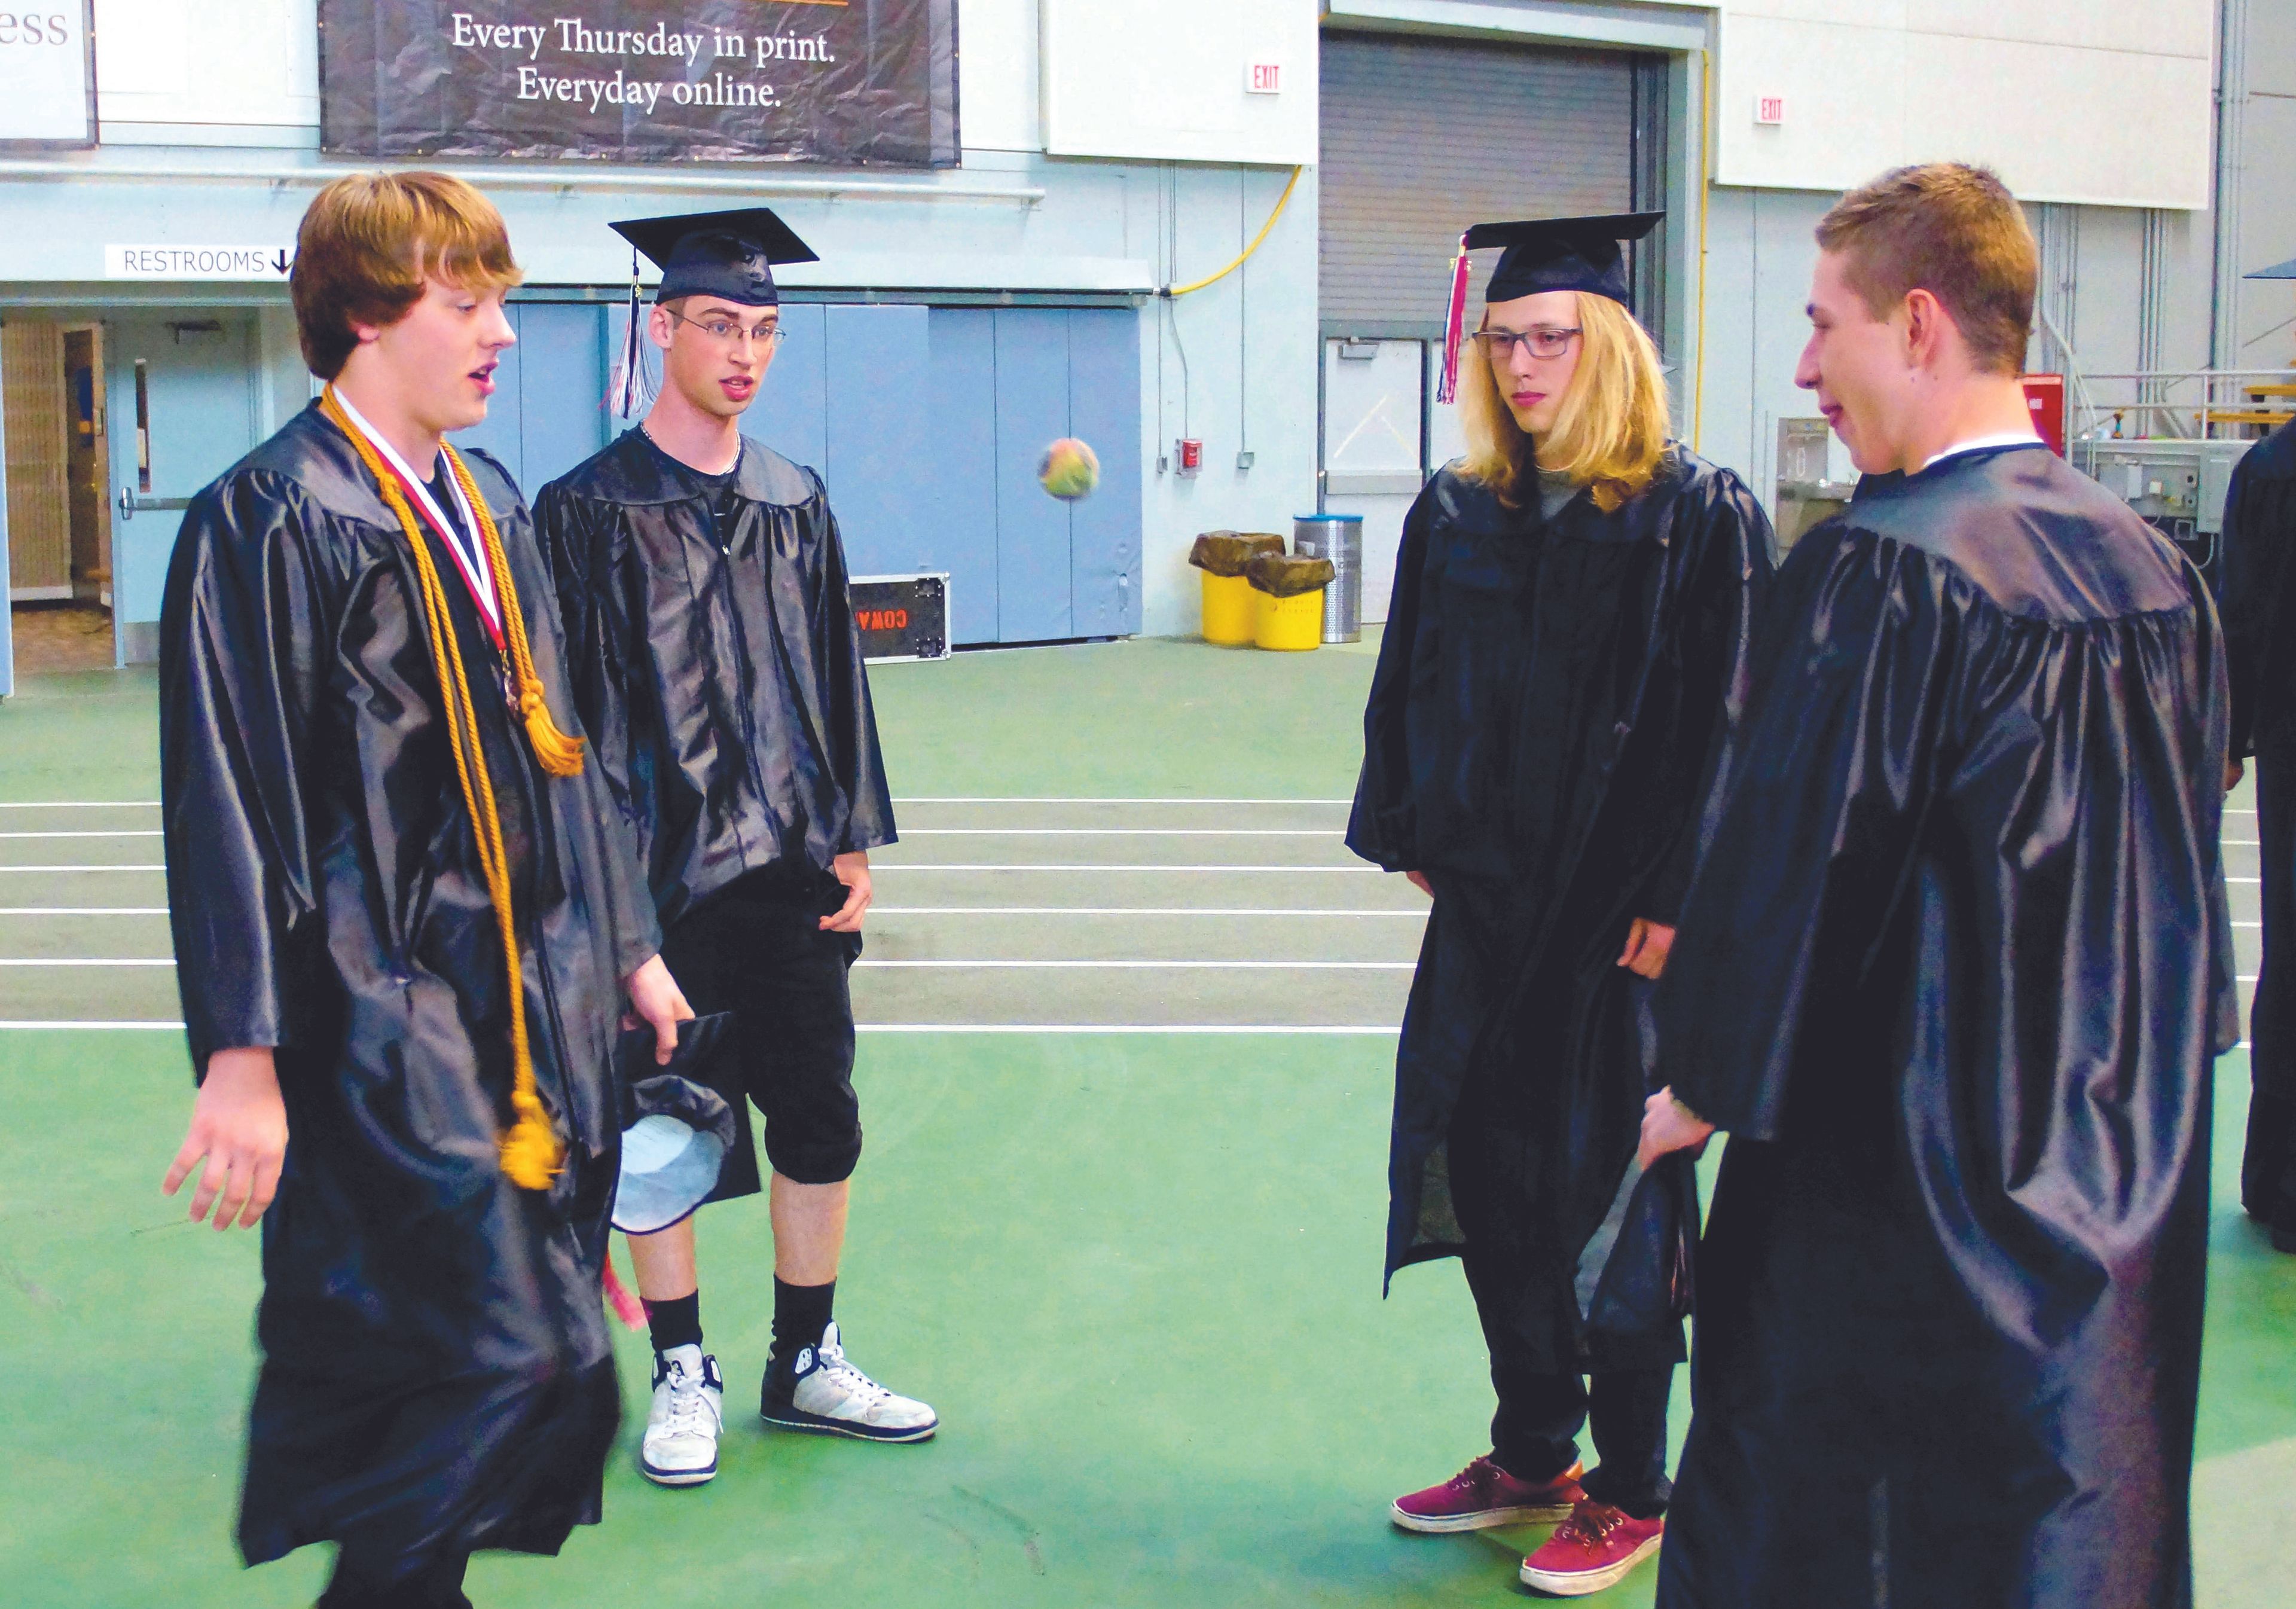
646, 303, 676, 352
1901, 287, 1955, 373
347, 319, 386, 347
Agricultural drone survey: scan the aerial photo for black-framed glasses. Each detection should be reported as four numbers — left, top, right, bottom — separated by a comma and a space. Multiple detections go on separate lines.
664, 307, 785, 350
1473, 326, 1582, 361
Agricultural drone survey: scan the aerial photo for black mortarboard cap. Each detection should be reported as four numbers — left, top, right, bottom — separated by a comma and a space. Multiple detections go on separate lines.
609, 207, 819, 307
1470, 212, 1664, 305
1436, 211, 1664, 403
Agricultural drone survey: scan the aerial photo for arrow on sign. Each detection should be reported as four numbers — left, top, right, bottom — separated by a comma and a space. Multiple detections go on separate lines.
273, 250, 291, 274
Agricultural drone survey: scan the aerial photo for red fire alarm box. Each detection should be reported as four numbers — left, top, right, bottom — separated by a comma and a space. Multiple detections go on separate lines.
2021, 374, 2066, 455
1175, 437, 1203, 475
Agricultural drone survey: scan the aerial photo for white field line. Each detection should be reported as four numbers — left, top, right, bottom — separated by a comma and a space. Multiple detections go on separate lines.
890, 796, 1352, 806
0, 801, 159, 809
0, 866, 167, 872
896, 828, 1341, 836
873, 864, 1378, 874
0, 1019, 1402, 1036
872, 906, 1424, 917
0, 908, 169, 915
0, 956, 1418, 971
0, 831, 164, 839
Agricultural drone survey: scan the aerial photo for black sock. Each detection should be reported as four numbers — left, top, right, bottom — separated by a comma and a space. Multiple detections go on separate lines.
770, 1277, 835, 1366
645, 1290, 703, 1356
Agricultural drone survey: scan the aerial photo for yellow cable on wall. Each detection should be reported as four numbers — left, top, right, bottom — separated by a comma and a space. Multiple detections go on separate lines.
1164, 165, 1303, 297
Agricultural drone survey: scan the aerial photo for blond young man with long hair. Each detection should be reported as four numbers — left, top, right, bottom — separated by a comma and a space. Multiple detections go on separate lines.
1641, 163, 2236, 1609
1348, 215, 1774, 1597
158, 172, 686, 1607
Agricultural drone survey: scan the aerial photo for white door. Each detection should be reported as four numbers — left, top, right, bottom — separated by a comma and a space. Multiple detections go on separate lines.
1320, 337, 1427, 624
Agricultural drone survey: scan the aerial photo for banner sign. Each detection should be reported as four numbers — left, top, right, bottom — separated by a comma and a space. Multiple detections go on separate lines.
0, 4, 94, 148
319, 2, 958, 166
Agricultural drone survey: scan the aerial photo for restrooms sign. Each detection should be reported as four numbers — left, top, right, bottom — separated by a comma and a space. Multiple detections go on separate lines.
319, 2, 958, 167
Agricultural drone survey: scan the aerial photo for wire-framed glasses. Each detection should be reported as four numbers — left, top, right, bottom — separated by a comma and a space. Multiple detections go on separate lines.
1472, 326, 1582, 361
664, 307, 785, 350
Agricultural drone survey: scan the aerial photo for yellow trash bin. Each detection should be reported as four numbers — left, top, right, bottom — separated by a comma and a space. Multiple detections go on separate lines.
1201, 572, 1257, 645
1189, 532, 1286, 646
1254, 588, 1326, 651
1246, 552, 1337, 652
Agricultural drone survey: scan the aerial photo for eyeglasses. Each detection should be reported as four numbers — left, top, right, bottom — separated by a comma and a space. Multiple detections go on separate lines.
1473, 326, 1582, 361
664, 308, 785, 350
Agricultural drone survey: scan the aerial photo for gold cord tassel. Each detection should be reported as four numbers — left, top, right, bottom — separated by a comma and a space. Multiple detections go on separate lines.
320, 386, 565, 1188
444, 445, 586, 778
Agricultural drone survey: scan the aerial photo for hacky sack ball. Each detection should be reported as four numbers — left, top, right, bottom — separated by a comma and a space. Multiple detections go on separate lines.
1039, 437, 1101, 501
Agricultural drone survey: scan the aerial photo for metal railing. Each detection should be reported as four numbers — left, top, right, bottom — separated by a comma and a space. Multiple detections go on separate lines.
2065, 368, 2296, 441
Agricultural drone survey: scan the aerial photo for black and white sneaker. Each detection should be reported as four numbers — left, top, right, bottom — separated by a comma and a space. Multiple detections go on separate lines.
759, 1321, 938, 1443
640, 1345, 723, 1486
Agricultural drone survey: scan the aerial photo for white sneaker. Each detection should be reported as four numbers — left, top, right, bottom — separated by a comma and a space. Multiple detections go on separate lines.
640, 1345, 723, 1486
759, 1322, 938, 1443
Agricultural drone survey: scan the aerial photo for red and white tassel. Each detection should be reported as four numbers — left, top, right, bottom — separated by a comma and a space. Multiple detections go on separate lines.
1436, 234, 1472, 405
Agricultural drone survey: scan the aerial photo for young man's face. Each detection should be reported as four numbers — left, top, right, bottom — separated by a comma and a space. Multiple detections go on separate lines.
1482, 289, 1584, 438
359, 276, 517, 438
1796, 249, 1917, 475
651, 295, 780, 422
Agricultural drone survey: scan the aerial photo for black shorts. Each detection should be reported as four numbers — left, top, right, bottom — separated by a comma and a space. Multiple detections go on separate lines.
655, 863, 863, 1193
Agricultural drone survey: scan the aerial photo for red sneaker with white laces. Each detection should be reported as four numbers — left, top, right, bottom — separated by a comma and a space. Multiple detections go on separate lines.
1389, 1455, 1586, 1534
1519, 1500, 1665, 1596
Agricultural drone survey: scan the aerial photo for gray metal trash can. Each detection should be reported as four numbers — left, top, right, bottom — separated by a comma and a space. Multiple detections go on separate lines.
1292, 514, 1363, 643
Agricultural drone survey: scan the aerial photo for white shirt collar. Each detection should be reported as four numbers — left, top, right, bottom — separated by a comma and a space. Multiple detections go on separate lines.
1913, 430, 2044, 474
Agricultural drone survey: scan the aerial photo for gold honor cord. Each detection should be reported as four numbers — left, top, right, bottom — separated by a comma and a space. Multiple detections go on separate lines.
320, 385, 582, 1189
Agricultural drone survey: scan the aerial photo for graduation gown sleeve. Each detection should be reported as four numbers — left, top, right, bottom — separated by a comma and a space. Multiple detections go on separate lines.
1347, 486, 1436, 872
160, 469, 335, 1076
2217, 423, 2296, 761
807, 469, 896, 856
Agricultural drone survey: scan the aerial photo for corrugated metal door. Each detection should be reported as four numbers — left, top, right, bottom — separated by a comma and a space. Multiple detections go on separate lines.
1319, 30, 1645, 335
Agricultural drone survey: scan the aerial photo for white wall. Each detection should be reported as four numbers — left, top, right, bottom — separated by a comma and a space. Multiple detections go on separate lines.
957, 0, 1042, 152
93, 0, 318, 133
1715, 1, 2214, 209
1041, 0, 1318, 164
2231, 0, 2296, 365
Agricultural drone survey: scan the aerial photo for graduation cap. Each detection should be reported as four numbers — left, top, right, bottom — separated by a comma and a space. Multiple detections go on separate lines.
610, 1013, 741, 1235
609, 206, 818, 307
1437, 212, 1664, 403
2246, 256, 2296, 280
604, 207, 818, 419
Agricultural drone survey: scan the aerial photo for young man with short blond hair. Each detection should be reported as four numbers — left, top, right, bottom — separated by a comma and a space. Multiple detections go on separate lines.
159, 170, 686, 1608
1640, 161, 2239, 1608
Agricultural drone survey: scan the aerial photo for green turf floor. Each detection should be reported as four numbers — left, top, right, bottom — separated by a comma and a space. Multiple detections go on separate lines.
1, 636, 2291, 1607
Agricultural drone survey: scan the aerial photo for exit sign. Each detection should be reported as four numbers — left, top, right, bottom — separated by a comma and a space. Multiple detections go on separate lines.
1755, 93, 1786, 126
1247, 60, 1283, 94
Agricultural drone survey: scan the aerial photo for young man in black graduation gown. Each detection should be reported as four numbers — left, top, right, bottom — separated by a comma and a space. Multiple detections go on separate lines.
538, 209, 928, 1491
1348, 213, 1773, 1596
1641, 163, 2240, 1609
157, 172, 689, 1607
2219, 415, 2296, 1250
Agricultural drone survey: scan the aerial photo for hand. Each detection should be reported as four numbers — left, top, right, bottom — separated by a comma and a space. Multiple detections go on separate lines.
1403, 870, 1434, 899
821, 851, 873, 933
1618, 919, 1676, 979
1638, 1088, 1716, 1171
2227, 758, 2246, 795
163, 1048, 288, 1230
622, 954, 694, 1065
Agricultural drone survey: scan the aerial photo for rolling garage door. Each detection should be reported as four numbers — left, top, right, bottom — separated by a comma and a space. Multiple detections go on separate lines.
1318, 29, 1665, 621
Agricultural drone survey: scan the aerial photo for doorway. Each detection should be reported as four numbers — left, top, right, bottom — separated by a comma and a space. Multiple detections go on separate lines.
3, 318, 111, 677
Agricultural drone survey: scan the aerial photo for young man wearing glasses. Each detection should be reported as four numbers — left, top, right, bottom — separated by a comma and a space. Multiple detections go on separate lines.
536, 209, 926, 1491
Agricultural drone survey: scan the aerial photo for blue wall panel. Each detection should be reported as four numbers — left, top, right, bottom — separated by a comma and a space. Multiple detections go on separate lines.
746, 303, 827, 475
514, 303, 610, 491
992, 309, 1073, 642
823, 304, 932, 578
1065, 309, 1144, 638
924, 309, 1000, 645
